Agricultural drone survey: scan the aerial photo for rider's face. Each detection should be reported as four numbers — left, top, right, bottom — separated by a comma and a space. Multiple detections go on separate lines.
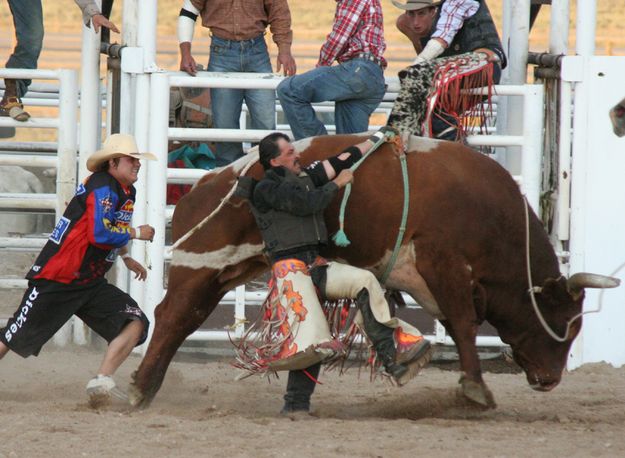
270, 138, 302, 174
407, 7, 437, 37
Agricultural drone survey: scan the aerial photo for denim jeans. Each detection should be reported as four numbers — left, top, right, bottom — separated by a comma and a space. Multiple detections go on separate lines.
277, 59, 385, 140
6, 0, 44, 97
207, 35, 275, 166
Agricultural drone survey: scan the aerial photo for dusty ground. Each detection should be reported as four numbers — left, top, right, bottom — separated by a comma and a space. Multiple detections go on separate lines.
1, 346, 624, 458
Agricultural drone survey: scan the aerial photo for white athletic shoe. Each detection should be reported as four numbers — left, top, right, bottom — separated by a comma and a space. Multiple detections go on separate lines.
86, 375, 128, 407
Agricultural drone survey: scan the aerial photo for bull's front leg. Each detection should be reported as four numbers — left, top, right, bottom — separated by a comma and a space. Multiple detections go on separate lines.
129, 275, 222, 409
440, 318, 495, 409
415, 247, 496, 409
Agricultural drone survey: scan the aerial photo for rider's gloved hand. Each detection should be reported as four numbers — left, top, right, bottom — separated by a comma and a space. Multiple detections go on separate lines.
369, 125, 399, 144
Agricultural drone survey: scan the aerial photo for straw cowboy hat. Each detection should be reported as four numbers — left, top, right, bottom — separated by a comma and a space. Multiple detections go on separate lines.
391, 0, 442, 10
86, 134, 157, 172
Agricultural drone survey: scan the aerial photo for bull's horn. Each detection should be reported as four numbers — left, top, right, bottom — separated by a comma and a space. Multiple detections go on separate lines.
567, 273, 621, 292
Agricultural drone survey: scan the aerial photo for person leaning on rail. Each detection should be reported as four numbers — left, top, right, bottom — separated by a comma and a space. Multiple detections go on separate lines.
388, 0, 507, 141
0, 134, 155, 408
177, 0, 296, 166
236, 127, 432, 416
1, 0, 119, 125
276, 0, 387, 140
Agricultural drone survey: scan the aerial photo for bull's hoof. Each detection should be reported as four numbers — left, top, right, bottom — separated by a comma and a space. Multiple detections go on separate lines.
127, 382, 150, 410
458, 375, 497, 409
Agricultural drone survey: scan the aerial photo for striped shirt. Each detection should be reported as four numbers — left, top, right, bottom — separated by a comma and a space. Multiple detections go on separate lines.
431, 0, 480, 46
318, 0, 386, 67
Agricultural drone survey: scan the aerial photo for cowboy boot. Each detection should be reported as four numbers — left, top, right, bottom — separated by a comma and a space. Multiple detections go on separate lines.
1, 79, 30, 122
281, 362, 321, 414
356, 289, 432, 385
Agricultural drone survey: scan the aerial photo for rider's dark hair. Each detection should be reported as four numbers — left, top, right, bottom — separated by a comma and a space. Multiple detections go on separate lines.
259, 132, 291, 170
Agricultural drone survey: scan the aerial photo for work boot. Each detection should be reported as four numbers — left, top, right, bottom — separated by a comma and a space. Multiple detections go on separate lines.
1, 79, 30, 122
356, 289, 432, 385
280, 363, 321, 415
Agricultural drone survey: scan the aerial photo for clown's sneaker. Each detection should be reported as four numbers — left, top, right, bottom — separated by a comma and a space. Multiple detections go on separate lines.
86, 374, 128, 408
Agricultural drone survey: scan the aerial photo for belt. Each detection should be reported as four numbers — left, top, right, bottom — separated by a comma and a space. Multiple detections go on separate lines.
354, 52, 385, 68
210, 33, 265, 46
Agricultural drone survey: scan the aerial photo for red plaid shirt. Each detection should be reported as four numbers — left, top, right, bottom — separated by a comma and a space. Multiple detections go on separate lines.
317, 0, 386, 67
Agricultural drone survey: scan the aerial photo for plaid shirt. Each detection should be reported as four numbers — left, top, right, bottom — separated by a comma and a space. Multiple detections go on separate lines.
317, 0, 386, 67
431, 0, 480, 46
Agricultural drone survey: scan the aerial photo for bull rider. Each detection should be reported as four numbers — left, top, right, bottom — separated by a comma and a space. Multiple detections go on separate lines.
236, 129, 433, 415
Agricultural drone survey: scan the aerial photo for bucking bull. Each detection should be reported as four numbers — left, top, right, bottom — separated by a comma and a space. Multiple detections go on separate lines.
129, 134, 619, 410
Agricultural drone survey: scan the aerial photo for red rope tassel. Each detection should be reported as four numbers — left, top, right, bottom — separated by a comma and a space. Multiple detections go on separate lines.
424, 55, 496, 141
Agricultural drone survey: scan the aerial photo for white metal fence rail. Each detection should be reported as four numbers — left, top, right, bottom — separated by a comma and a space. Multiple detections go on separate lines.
0, 68, 79, 345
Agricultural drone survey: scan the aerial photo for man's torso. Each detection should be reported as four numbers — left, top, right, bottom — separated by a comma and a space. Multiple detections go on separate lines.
249, 165, 335, 261
191, 0, 290, 42
27, 172, 135, 285
422, 0, 506, 67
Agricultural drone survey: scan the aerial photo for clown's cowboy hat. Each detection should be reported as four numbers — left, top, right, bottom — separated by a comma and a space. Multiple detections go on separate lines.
391, 0, 442, 10
86, 134, 157, 172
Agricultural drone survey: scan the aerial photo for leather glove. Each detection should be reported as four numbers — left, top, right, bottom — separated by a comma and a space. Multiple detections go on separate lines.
412, 39, 446, 65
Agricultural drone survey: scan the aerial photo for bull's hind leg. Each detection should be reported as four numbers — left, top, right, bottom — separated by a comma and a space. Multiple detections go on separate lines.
415, 248, 496, 409
129, 273, 223, 409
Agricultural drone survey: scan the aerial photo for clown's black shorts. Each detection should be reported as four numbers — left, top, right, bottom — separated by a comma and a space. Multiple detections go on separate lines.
1, 278, 149, 357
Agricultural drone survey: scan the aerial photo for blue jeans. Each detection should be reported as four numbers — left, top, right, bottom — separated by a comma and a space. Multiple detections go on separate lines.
277, 59, 385, 140
207, 35, 275, 166
5, 0, 44, 97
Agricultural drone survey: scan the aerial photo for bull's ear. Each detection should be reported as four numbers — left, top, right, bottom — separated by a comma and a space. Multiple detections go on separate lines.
539, 277, 570, 302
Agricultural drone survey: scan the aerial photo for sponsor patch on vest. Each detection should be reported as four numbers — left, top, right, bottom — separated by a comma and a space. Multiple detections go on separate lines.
49, 216, 71, 245
115, 199, 134, 229
76, 183, 86, 195
99, 196, 114, 213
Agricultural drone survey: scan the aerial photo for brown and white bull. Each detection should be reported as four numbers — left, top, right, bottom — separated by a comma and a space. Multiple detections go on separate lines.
129, 135, 618, 410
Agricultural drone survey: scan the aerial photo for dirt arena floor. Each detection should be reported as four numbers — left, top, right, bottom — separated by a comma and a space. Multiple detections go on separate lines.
1, 346, 624, 458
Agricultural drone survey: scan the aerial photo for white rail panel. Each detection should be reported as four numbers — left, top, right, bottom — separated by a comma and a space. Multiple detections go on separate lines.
0, 68, 78, 347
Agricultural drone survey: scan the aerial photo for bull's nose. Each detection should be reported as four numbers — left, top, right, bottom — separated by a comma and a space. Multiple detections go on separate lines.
530, 381, 559, 392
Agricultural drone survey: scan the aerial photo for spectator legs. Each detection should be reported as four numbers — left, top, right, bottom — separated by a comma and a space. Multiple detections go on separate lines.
207, 35, 276, 165
277, 59, 385, 140
5, 0, 44, 98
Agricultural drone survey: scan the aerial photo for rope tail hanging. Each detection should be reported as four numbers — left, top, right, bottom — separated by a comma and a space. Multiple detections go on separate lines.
332, 134, 392, 247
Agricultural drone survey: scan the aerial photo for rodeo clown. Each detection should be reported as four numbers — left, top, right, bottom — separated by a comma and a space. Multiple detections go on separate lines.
235, 128, 432, 415
389, 0, 506, 141
0, 134, 155, 407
